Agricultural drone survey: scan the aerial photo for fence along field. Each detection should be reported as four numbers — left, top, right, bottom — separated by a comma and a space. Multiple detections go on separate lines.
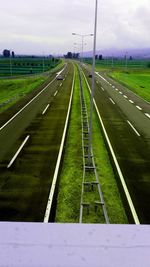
0, 57, 60, 76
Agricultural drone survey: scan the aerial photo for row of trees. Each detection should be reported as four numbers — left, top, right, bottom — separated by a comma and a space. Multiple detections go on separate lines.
3, 49, 15, 58
64, 52, 80, 59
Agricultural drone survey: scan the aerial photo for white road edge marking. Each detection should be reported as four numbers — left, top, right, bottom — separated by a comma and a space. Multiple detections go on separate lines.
129, 100, 134, 104
83, 71, 140, 225
136, 106, 142, 111
7, 135, 30, 168
145, 113, 150, 119
54, 91, 58, 97
109, 98, 115, 105
42, 104, 50, 115
0, 65, 67, 132
44, 68, 75, 223
127, 120, 140, 137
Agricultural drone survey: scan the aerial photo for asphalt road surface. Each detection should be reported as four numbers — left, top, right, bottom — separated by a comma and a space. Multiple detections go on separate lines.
83, 65, 150, 224
0, 62, 74, 222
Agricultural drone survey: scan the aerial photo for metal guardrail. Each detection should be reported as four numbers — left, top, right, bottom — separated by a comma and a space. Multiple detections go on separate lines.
78, 66, 109, 224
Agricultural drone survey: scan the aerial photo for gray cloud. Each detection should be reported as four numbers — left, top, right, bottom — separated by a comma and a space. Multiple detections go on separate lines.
0, 0, 149, 55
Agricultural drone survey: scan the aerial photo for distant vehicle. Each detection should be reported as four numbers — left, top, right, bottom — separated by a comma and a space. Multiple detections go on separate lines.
89, 74, 92, 78
56, 75, 63, 80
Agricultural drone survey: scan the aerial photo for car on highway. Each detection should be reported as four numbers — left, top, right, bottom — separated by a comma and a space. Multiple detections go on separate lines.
56, 75, 63, 80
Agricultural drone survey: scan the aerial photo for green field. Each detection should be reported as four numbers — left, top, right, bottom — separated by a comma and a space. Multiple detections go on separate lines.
0, 57, 61, 76
55, 65, 128, 223
84, 58, 150, 70
109, 70, 150, 102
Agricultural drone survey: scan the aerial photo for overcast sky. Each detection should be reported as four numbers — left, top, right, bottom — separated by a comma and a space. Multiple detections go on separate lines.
0, 0, 150, 55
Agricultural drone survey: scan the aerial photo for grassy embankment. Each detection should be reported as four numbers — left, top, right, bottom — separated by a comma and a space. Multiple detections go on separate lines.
109, 69, 150, 102
0, 60, 64, 113
55, 66, 128, 224
0, 77, 47, 113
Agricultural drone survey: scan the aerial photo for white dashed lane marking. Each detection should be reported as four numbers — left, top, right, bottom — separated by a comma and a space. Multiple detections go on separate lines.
54, 91, 58, 97
95, 72, 149, 118
127, 121, 140, 137
42, 104, 50, 115
145, 113, 150, 119
136, 106, 142, 111
109, 98, 115, 105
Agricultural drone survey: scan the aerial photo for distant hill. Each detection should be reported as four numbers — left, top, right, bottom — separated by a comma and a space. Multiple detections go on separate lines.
84, 48, 150, 59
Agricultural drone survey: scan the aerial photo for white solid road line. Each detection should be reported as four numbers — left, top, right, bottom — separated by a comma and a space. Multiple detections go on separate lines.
0, 65, 67, 132
136, 106, 142, 111
109, 98, 115, 105
83, 71, 140, 225
127, 120, 140, 137
145, 113, 150, 119
7, 135, 30, 168
44, 69, 75, 223
54, 91, 58, 97
129, 100, 134, 104
42, 104, 50, 115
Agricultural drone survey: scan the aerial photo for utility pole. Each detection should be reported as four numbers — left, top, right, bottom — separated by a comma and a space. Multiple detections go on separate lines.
88, 0, 98, 162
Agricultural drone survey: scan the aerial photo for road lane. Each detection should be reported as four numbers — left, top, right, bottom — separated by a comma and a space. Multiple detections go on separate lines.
0, 62, 74, 222
0, 65, 68, 162
83, 66, 150, 223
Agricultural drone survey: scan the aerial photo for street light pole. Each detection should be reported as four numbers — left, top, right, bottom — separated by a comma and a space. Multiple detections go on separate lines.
72, 33, 93, 63
88, 0, 98, 162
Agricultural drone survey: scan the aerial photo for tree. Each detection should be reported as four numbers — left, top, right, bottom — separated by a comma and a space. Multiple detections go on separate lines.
95, 54, 98, 60
99, 54, 103, 60
67, 52, 73, 58
129, 56, 133, 60
12, 51, 15, 58
3, 49, 10, 57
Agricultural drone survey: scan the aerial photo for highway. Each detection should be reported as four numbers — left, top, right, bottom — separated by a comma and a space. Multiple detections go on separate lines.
82, 65, 150, 224
0, 62, 74, 222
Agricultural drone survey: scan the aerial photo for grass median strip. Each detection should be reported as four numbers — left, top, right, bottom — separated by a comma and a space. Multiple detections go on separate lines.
55, 67, 82, 223
56, 66, 128, 224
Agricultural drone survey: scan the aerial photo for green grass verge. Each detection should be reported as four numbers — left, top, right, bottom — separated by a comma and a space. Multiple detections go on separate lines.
109, 70, 150, 102
56, 65, 128, 224
0, 76, 47, 113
